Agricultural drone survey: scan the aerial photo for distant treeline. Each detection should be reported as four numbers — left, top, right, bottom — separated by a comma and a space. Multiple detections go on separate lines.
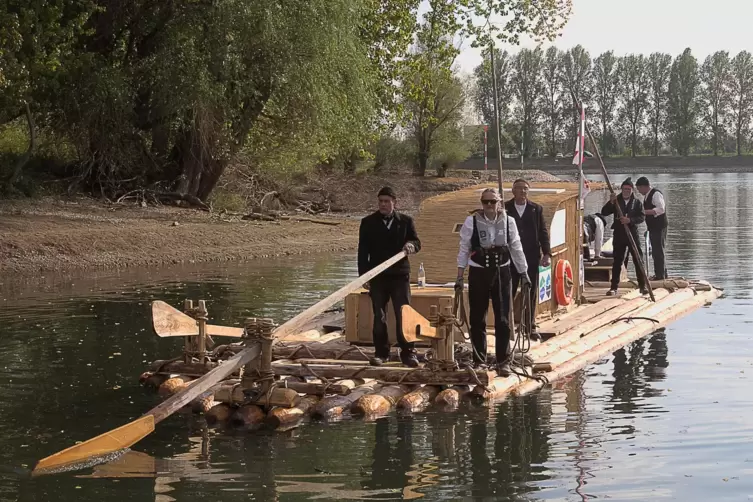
473, 47, 753, 159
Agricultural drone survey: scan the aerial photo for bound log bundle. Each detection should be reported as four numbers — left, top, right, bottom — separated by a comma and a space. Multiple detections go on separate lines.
205, 403, 234, 426
230, 404, 266, 430
397, 386, 441, 413
350, 385, 414, 418
434, 386, 471, 409
158, 376, 193, 397
266, 395, 321, 431
310, 381, 381, 420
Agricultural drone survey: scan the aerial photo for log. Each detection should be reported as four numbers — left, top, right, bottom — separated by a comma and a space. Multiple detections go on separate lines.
212, 384, 300, 408
271, 364, 493, 386
434, 386, 471, 409
397, 385, 441, 413
230, 404, 266, 430
281, 380, 363, 396
158, 376, 193, 397
350, 385, 414, 417
205, 403, 234, 427
310, 381, 382, 420
148, 360, 222, 377
140, 372, 169, 390
266, 395, 321, 431
513, 288, 721, 398
190, 393, 217, 414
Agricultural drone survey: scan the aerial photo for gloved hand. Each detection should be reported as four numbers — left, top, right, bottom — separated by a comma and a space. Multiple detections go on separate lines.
403, 242, 417, 254
521, 274, 531, 287
454, 277, 464, 291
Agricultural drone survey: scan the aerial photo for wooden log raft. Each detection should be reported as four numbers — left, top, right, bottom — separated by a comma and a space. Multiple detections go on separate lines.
211, 382, 300, 408
350, 385, 414, 418
310, 381, 382, 420
583, 279, 709, 291
397, 386, 441, 413
266, 395, 321, 431
281, 379, 364, 396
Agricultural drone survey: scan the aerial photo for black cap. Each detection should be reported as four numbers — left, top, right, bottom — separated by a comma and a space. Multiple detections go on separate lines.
377, 186, 396, 199
621, 177, 634, 188
636, 176, 650, 187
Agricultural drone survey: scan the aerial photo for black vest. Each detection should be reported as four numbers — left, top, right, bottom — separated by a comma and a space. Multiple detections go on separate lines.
644, 188, 668, 231
470, 214, 510, 268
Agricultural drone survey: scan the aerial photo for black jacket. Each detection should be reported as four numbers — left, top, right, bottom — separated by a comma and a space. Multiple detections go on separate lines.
601, 195, 645, 239
504, 199, 551, 266
358, 211, 421, 277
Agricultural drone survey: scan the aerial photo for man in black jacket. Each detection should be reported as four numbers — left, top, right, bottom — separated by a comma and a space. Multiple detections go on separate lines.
601, 177, 647, 296
358, 186, 421, 367
636, 176, 668, 280
505, 179, 551, 338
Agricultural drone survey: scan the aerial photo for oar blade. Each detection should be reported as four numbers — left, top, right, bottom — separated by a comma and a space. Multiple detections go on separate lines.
32, 415, 155, 476
152, 300, 198, 337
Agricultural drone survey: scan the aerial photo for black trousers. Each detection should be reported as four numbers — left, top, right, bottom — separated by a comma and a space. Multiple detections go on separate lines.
649, 226, 668, 279
468, 265, 511, 365
369, 275, 414, 359
611, 230, 646, 290
512, 260, 539, 331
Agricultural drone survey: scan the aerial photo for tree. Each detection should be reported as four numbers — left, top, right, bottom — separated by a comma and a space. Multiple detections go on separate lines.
560, 45, 592, 144
473, 48, 513, 153
729, 51, 753, 156
511, 48, 544, 158
617, 54, 649, 157
699, 51, 731, 156
540, 46, 565, 157
666, 48, 699, 156
591, 51, 619, 155
645, 53, 672, 156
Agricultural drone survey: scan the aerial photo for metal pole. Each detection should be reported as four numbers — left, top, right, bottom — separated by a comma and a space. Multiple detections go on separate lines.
490, 43, 504, 195
484, 125, 488, 171
577, 104, 585, 298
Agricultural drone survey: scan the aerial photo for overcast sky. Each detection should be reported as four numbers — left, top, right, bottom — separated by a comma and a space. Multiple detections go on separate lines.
455, 0, 753, 75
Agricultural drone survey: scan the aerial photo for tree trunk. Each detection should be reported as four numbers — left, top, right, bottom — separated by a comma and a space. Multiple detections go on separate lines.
737, 126, 743, 156
6, 102, 36, 191
631, 123, 638, 158
174, 110, 227, 202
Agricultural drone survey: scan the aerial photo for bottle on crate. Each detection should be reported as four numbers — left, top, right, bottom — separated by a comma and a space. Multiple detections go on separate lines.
417, 262, 426, 288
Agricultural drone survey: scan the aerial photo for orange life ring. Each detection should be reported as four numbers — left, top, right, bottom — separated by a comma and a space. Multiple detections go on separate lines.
554, 259, 574, 306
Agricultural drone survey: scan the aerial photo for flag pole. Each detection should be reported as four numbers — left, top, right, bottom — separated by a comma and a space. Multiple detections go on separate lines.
577, 104, 586, 297
489, 42, 504, 195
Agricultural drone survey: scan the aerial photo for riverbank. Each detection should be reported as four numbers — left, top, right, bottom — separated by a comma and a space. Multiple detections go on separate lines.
1, 170, 563, 275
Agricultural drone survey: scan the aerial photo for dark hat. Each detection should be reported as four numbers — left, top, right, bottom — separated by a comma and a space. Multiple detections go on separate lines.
377, 186, 397, 199
621, 177, 634, 188
635, 176, 650, 187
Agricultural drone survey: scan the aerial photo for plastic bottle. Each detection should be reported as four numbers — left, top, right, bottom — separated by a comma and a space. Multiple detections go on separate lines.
417, 262, 426, 288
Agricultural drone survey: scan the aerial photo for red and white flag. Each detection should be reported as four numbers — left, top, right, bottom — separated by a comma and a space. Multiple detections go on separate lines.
573, 104, 590, 207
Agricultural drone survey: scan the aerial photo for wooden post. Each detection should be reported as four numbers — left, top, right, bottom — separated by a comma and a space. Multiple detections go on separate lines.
183, 299, 195, 363
258, 317, 275, 394
242, 318, 259, 387
439, 299, 454, 364
196, 300, 208, 362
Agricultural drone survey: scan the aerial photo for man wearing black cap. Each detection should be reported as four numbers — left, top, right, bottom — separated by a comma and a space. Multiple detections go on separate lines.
635, 176, 668, 280
358, 186, 421, 367
601, 177, 647, 296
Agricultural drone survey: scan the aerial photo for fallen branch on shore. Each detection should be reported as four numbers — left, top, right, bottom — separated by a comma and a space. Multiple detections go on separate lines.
242, 212, 341, 226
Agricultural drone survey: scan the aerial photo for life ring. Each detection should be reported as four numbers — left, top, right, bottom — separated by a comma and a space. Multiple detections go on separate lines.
555, 259, 574, 305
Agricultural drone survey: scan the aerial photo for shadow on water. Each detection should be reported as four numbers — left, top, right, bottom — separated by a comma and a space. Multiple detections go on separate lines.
3, 173, 753, 500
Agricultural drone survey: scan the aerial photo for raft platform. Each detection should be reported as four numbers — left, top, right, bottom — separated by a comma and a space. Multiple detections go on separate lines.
138, 182, 723, 431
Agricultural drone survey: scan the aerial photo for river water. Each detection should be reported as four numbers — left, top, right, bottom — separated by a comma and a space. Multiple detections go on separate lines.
1, 172, 751, 501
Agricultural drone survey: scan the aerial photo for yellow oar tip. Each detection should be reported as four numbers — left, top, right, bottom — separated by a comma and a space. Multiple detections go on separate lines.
32, 415, 155, 476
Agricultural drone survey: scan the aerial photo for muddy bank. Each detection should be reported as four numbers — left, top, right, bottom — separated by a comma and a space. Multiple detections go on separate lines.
0, 171, 563, 275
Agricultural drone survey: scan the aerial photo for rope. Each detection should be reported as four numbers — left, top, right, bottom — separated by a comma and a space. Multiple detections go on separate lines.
334, 345, 372, 361
611, 316, 660, 324
287, 344, 317, 360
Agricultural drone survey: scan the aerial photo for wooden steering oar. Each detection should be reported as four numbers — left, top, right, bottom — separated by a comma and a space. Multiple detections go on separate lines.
569, 90, 655, 302
32, 251, 408, 475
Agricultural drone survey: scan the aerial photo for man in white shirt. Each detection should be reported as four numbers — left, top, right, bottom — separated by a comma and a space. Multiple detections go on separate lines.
583, 213, 606, 260
455, 188, 529, 376
635, 177, 668, 280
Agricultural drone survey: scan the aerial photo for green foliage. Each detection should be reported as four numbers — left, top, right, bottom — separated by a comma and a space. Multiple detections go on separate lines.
666, 48, 700, 156
729, 51, 753, 155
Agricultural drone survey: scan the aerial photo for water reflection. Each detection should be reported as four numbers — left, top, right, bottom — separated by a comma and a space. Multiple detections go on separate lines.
2, 173, 750, 500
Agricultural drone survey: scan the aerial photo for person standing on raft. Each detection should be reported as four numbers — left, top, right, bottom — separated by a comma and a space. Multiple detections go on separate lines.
455, 188, 529, 376
635, 176, 668, 280
504, 179, 551, 340
583, 213, 607, 260
358, 186, 421, 368
601, 177, 647, 296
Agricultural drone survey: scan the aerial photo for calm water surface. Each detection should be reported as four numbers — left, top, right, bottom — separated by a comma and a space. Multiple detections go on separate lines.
1, 172, 752, 501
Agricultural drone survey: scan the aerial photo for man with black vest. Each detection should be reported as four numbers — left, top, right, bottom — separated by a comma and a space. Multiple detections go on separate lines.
636, 176, 668, 280
504, 179, 551, 339
358, 186, 421, 368
583, 213, 607, 260
455, 188, 529, 376
601, 177, 647, 296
